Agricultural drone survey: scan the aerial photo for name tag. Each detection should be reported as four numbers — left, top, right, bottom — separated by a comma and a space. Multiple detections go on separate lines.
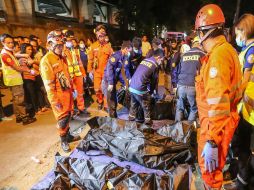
183, 55, 199, 62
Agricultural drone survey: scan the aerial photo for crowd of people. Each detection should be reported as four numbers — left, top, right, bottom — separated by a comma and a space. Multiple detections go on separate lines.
0, 3, 254, 190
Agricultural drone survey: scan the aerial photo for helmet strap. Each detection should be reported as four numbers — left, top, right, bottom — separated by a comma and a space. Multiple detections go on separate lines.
199, 28, 217, 44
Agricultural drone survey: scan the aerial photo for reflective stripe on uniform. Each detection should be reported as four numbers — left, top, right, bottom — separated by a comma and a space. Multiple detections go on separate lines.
206, 96, 229, 105
208, 110, 230, 117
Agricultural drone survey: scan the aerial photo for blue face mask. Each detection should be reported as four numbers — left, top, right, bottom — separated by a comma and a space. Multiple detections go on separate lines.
236, 35, 246, 47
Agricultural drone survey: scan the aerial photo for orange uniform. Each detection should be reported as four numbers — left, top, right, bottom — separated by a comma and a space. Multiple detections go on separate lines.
64, 48, 86, 111
87, 41, 113, 106
195, 36, 242, 188
40, 51, 73, 136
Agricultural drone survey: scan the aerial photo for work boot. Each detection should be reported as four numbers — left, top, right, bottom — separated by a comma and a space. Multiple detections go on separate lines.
67, 132, 81, 143
60, 136, 71, 153
16, 116, 23, 123
22, 116, 36, 125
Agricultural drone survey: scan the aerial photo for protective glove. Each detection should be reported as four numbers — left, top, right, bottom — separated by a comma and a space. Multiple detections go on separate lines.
30, 70, 36, 75
89, 72, 94, 81
73, 90, 78, 100
128, 79, 131, 84
201, 141, 219, 173
107, 84, 114, 92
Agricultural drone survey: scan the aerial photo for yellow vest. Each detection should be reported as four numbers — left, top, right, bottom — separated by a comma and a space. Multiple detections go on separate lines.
1, 50, 23, 86
240, 43, 254, 125
67, 49, 82, 78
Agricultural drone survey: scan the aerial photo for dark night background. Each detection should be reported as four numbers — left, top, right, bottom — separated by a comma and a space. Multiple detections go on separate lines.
104, 0, 254, 38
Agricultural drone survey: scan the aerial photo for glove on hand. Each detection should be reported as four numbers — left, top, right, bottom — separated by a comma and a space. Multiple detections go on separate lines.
107, 84, 114, 92
201, 141, 219, 173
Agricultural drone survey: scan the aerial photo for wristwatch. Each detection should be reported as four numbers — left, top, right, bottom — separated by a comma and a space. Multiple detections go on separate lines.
207, 140, 217, 148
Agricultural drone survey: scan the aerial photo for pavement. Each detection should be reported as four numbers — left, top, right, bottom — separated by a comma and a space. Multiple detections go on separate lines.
0, 88, 107, 190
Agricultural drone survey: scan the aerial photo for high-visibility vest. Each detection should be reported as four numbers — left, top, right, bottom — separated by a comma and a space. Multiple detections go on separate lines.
240, 43, 254, 125
1, 50, 23, 86
67, 49, 82, 78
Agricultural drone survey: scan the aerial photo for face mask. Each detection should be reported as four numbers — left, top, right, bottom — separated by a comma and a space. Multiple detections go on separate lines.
133, 48, 138, 54
4, 46, 13, 51
66, 41, 73, 48
79, 44, 85, 49
236, 35, 246, 47
127, 52, 131, 57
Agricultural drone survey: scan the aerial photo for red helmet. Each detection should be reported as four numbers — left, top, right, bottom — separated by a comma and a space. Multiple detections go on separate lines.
195, 4, 225, 30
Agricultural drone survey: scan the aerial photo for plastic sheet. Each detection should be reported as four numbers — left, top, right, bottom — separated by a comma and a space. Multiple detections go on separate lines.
78, 117, 194, 170
34, 153, 190, 190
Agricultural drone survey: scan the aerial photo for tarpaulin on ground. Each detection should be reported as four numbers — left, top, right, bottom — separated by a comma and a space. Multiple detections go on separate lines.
32, 149, 191, 190
78, 117, 194, 170
32, 117, 196, 190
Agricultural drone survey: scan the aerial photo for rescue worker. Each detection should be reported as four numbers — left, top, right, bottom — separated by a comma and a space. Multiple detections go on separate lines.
146, 38, 163, 58
128, 49, 164, 125
125, 37, 142, 82
62, 30, 88, 115
103, 41, 132, 118
40, 30, 80, 152
0, 33, 36, 125
195, 4, 242, 189
175, 36, 205, 122
141, 35, 152, 58
87, 25, 113, 110
226, 13, 254, 190
170, 39, 181, 90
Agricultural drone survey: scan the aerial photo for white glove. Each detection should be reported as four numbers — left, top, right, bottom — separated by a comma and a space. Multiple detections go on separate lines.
89, 72, 94, 81
107, 84, 114, 92
128, 79, 131, 84
73, 90, 78, 99
30, 70, 35, 75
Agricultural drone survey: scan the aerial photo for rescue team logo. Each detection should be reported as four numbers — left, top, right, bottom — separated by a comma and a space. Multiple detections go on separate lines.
6, 57, 12, 63
110, 57, 116, 63
209, 67, 218, 78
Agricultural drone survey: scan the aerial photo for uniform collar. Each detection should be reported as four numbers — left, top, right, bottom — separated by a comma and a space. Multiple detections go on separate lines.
242, 40, 254, 51
209, 35, 227, 54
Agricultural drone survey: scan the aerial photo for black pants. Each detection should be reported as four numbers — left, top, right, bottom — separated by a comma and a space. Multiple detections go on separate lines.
24, 79, 39, 115
35, 76, 50, 108
231, 114, 254, 189
129, 92, 151, 123
107, 87, 117, 118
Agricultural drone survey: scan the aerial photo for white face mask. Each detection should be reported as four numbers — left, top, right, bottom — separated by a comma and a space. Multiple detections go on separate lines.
4, 46, 13, 51
65, 41, 73, 48
79, 44, 85, 49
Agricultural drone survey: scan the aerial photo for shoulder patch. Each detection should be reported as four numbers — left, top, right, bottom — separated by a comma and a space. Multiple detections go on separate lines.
6, 57, 12, 63
110, 57, 116, 63
209, 67, 218, 78
247, 54, 254, 64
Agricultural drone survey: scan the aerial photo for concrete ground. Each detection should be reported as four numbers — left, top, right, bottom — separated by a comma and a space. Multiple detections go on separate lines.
0, 88, 107, 190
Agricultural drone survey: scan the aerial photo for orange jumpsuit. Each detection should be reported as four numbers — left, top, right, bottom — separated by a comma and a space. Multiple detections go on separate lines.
64, 48, 86, 111
87, 41, 112, 107
40, 51, 73, 136
195, 36, 242, 188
